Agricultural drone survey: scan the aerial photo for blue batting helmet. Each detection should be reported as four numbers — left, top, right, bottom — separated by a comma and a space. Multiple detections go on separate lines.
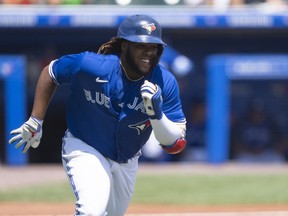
117, 14, 166, 46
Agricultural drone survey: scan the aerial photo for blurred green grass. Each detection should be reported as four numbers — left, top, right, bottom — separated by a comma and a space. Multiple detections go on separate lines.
133, 174, 288, 205
1, 174, 288, 205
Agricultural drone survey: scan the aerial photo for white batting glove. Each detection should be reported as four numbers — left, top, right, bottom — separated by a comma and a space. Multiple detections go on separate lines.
9, 116, 43, 153
141, 80, 163, 120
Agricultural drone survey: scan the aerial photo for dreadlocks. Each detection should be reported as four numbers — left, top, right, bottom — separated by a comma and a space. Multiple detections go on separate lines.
97, 37, 123, 55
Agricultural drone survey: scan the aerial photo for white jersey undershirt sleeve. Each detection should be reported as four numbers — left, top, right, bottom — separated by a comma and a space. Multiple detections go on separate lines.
150, 113, 186, 146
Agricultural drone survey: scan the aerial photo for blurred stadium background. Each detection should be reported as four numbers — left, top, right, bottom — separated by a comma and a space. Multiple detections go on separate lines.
1, 0, 288, 166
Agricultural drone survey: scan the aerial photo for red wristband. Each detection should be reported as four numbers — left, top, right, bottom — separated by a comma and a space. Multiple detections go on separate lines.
161, 138, 187, 154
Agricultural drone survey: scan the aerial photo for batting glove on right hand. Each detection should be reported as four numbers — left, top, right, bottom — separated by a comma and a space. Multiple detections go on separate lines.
141, 80, 163, 120
9, 116, 43, 153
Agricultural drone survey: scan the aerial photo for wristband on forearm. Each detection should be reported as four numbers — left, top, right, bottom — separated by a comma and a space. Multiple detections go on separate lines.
160, 138, 187, 154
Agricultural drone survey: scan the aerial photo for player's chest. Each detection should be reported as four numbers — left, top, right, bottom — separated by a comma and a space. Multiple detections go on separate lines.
79, 77, 145, 116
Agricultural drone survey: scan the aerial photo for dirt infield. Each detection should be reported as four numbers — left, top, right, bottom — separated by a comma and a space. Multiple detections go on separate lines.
1, 202, 288, 215
1, 163, 288, 215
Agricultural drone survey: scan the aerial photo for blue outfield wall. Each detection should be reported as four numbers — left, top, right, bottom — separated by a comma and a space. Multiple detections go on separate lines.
0, 55, 27, 165
206, 54, 288, 164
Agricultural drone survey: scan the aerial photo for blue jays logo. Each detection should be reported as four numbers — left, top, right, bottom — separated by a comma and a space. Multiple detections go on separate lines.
129, 120, 151, 135
141, 23, 156, 35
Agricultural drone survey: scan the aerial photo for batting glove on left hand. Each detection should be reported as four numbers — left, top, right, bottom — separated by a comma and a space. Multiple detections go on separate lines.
141, 80, 163, 120
9, 116, 43, 153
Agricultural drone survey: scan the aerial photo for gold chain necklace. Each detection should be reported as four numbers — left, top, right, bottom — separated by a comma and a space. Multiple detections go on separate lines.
120, 61, 144, 82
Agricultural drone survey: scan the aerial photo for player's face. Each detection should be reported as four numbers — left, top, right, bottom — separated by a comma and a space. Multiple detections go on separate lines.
124, 42, 159, 77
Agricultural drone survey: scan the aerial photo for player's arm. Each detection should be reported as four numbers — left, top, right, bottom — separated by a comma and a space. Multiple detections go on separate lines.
9, 65, 57, 153
31, 65, 58, 120
141, 80, 186, 154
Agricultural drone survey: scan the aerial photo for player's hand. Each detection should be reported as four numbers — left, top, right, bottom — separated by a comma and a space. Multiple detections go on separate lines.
9, 116, 43, 153
141, 80, 163, 120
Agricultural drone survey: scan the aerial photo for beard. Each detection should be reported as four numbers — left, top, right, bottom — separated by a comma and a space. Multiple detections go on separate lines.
125, 46, 159, 77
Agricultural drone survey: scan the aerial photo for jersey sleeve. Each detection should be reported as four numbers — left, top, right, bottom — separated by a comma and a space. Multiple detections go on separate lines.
49, 52, 86, 85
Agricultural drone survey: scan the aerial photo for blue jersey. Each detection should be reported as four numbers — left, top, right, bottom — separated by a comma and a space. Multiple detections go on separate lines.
50, 51, 186, 162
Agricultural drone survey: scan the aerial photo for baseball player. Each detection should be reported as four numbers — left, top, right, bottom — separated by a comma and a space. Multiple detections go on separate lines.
9, 14, 187, 216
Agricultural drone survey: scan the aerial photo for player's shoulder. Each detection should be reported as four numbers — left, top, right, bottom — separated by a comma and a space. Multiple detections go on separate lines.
155, 64, 177, 82
81, 52, 120, 71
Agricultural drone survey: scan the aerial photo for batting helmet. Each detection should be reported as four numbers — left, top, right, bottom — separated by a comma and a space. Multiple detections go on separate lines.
117, 14, 166, 46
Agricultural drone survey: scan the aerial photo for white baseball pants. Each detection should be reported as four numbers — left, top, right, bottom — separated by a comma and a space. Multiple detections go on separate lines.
62, 131, 139, 216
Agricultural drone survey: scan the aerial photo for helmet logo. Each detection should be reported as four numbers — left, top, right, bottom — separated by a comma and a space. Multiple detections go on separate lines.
141, 23, 156, 34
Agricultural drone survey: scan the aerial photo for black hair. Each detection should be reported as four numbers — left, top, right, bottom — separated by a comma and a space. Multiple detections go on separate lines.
97, 37, 122, 55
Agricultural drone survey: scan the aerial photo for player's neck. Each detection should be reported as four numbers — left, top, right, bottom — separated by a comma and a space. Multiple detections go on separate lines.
120, 61, 144, 81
